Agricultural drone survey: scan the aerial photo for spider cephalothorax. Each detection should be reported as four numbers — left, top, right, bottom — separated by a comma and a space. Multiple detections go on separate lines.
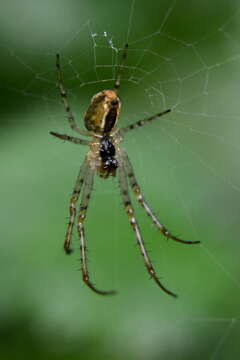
99, 135, 118, 177
50, 45, 200, 297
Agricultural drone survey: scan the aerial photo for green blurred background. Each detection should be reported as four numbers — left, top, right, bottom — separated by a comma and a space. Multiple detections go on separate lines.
1, 0, 240, 359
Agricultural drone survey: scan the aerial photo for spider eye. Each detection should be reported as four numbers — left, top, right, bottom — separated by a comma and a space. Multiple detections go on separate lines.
111, 99, 119, 106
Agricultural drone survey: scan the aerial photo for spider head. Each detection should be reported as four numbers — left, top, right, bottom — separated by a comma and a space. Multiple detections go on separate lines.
84, 90, 121, 134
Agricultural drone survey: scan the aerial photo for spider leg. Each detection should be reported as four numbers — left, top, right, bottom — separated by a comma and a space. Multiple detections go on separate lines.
118, 161, 177, 297
122, 151, 200, 245
77, 168, 116, 295
56, 54, 92, 137
120, 108, 171, 134
50, 131, 90, 146
64, 158, 89, 254
114, 43, 129, 90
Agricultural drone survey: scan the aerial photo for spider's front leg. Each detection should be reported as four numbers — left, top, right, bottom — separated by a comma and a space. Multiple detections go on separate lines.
63, 158, 89, 254
122, 151, 200, 245
77, 169, 116, 295
118, 162, 177, 297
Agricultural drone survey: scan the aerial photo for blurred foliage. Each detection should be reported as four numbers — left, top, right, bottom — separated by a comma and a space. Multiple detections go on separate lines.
1, 0, 240, 359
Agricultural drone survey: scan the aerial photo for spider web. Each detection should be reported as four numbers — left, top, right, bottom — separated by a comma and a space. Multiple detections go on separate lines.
1, 0, 240, 358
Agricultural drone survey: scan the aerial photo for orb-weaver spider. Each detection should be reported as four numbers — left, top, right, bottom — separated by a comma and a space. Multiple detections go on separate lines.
50, 44, 200, 297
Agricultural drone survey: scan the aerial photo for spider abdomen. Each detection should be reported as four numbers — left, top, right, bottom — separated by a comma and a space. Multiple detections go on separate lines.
84, 90, 121, 133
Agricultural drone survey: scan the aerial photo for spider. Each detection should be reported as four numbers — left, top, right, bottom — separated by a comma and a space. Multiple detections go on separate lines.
50, 44, 200, 297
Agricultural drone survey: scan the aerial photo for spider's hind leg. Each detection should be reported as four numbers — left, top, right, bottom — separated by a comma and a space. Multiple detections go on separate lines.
114, 43, 129, 90
122, 151, 200, 245
56, 53, 91, 137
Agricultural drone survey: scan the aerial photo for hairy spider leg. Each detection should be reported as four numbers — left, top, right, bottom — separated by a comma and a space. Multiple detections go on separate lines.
56, 54, 91, 137
120, 109, 172, 134
50, 131, 90, 146
118, 162, 177, 297
64, 158, 89, 253
77, 169, 116, 295
122, 151, 200, 245
114, 43, 129, 90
